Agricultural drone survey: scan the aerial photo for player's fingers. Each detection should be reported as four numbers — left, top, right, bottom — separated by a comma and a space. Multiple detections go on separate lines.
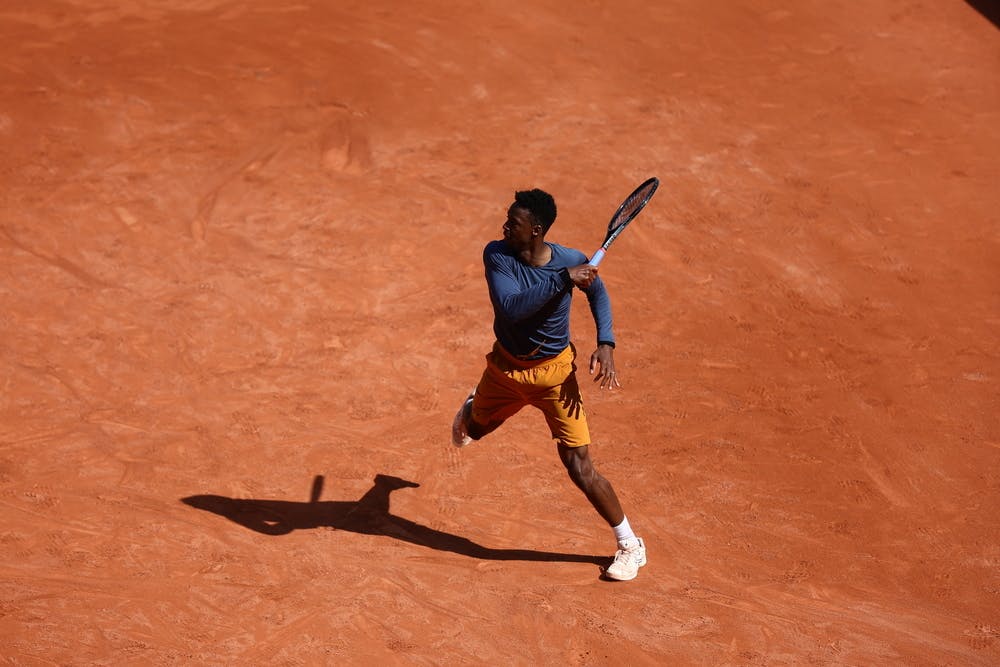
593, 368, 617, 388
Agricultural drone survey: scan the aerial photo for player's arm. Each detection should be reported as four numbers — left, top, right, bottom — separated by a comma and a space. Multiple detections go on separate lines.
485, 251, 569, 322
584, 277, 620, 389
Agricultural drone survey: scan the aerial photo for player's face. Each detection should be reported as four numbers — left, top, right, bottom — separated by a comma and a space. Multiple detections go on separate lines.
503, 205, 538, 250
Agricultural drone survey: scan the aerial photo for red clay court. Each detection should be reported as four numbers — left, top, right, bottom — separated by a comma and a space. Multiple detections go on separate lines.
1, 1, 998, 664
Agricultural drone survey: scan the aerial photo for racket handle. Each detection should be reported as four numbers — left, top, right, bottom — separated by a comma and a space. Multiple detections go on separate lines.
588, 248, 606, 267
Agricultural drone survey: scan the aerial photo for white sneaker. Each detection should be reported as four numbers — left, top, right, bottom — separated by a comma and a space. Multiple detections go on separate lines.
451, 391, 475, 447
604, 537, 646, 581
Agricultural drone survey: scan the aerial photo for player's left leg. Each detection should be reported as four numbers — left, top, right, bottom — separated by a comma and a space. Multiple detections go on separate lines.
558, 444, 647, 581
533, 349, 646, 581
557, 443, 624, 525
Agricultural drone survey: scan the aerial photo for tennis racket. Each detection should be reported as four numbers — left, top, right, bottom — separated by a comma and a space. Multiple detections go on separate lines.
588, 176, 659, 266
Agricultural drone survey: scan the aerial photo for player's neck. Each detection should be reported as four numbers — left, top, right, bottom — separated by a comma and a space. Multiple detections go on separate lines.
519, 241, 552, 267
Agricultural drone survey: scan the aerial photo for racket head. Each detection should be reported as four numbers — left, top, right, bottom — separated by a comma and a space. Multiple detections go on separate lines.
606, 176, 659, 237
588, 176, 660, 266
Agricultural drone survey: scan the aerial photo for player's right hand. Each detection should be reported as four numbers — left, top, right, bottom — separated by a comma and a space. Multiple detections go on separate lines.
566, 264, 599, 289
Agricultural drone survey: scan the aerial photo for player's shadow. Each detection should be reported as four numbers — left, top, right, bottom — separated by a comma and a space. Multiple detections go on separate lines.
965, 0, 1000, 29
182, 473, 607, 566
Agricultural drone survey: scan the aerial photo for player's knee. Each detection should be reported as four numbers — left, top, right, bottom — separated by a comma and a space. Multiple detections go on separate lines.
560, 445, 596, 488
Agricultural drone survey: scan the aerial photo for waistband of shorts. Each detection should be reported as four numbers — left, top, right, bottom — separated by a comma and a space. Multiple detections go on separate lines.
492, 341, 573, 369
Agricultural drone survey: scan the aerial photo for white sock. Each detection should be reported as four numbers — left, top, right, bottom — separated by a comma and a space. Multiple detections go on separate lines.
612, 516, 637, 545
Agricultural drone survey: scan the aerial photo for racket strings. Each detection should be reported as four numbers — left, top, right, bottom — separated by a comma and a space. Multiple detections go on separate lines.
610, 183, 657, 230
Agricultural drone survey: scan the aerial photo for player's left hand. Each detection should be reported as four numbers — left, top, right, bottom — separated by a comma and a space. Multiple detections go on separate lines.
590, 344, 621, 389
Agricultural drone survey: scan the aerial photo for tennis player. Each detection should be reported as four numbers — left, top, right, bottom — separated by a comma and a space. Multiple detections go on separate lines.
452, 188, 646, 581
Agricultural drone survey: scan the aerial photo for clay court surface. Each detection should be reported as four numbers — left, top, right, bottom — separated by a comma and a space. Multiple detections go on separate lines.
2, 1, 998, 664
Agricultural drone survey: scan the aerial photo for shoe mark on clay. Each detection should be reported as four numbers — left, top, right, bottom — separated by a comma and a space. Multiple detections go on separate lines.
778, 559, 814, 585
838, 479, 876, 505
320, 113, 372, 176
430, 495, 459, 534
440, 428, 466, 475
965, 624, 998, 651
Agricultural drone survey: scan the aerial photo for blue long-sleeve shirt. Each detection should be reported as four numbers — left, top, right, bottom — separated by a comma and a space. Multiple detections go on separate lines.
484, 240, 615, 359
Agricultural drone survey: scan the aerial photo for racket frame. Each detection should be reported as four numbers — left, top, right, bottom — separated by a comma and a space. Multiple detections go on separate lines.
588, 176, 659, 266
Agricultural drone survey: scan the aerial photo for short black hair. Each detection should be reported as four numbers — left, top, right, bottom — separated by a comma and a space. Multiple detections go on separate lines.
514, 189, 557, 232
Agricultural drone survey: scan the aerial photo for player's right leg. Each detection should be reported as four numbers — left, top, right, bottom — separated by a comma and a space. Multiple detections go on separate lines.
451, 389, 476, 447
452, 349, 526, 447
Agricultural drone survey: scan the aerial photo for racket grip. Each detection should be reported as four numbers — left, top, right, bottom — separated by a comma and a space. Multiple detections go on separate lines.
588, 248, 606, 267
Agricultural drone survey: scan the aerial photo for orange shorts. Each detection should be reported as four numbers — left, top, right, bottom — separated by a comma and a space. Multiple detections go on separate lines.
470, 342, 591, 448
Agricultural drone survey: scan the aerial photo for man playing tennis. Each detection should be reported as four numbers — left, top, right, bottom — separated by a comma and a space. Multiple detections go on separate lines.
451, 188, 646, 581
